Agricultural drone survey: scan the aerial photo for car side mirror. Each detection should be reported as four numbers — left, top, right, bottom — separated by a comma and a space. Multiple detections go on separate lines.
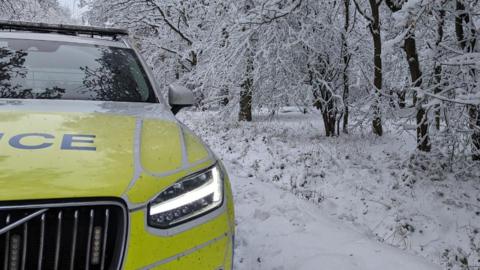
168, 84, 194, 115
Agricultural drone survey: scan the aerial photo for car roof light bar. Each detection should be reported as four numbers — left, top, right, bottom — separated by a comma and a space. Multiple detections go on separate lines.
0, 20, 128, 40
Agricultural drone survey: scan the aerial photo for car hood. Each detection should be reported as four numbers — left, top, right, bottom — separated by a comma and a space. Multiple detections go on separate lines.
0, 99, 213, 203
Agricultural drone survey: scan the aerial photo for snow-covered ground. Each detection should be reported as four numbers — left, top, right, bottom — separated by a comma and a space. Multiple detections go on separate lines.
228, 163, 439, 269
179, 109, 480, 270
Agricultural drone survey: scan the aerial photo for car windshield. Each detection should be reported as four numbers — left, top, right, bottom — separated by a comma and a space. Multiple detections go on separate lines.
0, 38, 157, 103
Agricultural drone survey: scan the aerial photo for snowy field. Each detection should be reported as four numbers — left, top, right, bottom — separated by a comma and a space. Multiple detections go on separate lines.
179, 110, 480, 270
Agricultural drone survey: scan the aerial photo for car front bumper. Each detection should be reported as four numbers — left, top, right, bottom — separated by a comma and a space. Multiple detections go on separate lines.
0, 193, 234, 270
123, 205, 234, 270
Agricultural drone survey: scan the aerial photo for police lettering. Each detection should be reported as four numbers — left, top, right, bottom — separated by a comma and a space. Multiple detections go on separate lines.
0, 133, 96, 151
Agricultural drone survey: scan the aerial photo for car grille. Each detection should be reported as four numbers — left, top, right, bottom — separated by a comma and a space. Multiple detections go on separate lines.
0, 201, 127, 270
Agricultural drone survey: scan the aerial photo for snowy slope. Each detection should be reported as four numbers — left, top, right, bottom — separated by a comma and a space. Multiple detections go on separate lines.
229, 163, 440, 270
231, 168, 440, 270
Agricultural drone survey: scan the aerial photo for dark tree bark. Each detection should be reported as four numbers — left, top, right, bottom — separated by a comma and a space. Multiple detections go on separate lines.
239, 42, 254, 122
404, 31, 422, 106
309, 53, 338, 137
386, 0, 430, 152
369, 0, 383, 136
434, 8, 446, 130
220, 27, 230, 107
313, 86, 337, 137
397, 90, 406, 108
471, 109, 480, 160
405, 30, 431, 152
341, 0, 351, 134
239, 1, 255, 122
353, 0, 383, 136
455, 0, 468, 51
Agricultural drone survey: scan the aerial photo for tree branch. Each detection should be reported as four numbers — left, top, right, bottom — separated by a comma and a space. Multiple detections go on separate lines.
144, 0, 193, 45
241, 0, 303, 25
385, 0, 402, 12
352, 0, 373, 22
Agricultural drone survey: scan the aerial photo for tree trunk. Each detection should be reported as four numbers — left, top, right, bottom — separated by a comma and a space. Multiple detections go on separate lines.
369, 0, 383, 136
384, 0, 404, 112
404, 29, 431, 152
314, 88, 337, 137
455, 0, 468, 51
470, 107, 480, 160
434, 9, 446, 130
404, 33, 422, 106
239, 44, 254, 122
398, 90, 406, 108
386, 0, 430, 152
239, 1, 254, 122
220, 28, 230, 107
342, 0, 350, 134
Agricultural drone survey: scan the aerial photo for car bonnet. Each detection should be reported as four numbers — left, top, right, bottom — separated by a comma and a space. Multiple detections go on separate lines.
0, 99, 214, 203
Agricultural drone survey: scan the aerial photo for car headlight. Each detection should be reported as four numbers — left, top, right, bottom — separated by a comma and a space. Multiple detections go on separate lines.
148, 165, 224, 229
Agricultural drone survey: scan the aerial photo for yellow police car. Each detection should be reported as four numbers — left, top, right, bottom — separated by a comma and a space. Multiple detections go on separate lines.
0, 21, 234, 270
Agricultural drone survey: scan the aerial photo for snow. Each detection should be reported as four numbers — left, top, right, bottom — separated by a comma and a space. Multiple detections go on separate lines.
445, 53, 480, 68
177, 109, 480, 269
391, 0, 423, 28
229, 167, 440, 270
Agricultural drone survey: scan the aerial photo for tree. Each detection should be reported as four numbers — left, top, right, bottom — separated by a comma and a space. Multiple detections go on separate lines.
310, 53, 342, 137
82, 0, 478, 159
238, 0, 256, 122
353, 0, 383, 136
86, 0, 211, 94
385, 0, 431, 152
0, 0, 71, 23
341, 0, 351, 133
432, 4, 446, 130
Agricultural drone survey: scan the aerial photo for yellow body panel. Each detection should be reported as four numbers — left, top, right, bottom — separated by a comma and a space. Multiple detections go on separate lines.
149, 236, 231, 270
0, 107, 235, 270
0, 112, 135, 200
124, 210, 231, 269
141, 120, 183, 174
184, 130, 210, 164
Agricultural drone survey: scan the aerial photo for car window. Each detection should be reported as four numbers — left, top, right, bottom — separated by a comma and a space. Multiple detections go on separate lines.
0, 38, 158, 103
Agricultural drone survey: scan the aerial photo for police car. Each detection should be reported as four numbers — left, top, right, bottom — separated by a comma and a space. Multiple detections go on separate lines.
0, 21, 234, 270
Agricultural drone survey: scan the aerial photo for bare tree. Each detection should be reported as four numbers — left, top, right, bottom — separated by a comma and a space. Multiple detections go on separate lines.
353, 0, 383, 136
238, 0, 256, 122
0, 0, 70, 23
433, 5, 446, 130
385, 0, 431, 152
455, 0, 479, 160
341, 0, 351, 133
239, 31, 255, 122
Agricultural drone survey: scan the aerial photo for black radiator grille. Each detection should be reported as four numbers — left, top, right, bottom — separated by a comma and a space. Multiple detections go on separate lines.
0, 202, 126, 270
